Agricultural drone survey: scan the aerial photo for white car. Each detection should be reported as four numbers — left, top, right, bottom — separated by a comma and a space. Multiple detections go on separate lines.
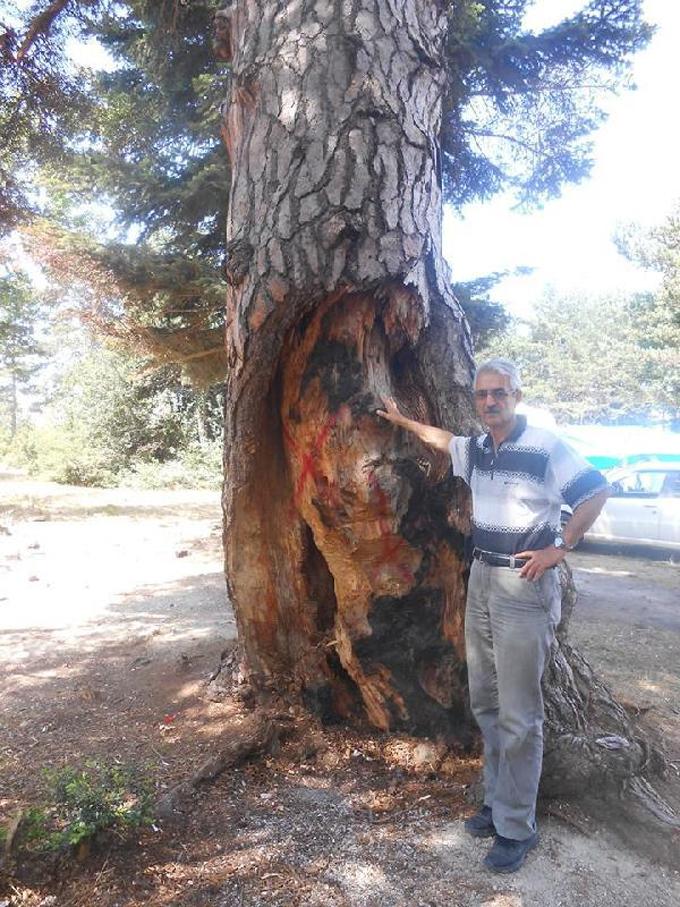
563, 460, 680, 550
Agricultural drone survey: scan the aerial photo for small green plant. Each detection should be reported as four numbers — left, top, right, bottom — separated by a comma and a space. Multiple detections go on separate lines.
17, 761, 155, 854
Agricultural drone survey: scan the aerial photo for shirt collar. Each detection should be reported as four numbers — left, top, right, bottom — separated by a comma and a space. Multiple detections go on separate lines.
482, 414, 527, 450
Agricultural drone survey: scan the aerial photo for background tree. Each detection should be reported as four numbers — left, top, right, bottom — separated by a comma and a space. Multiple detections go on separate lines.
0, 0, 93, 229
453, 273, 513, 348
616, 207, 680, 427
0, 267, 47, 439
2, 0, 230, 382
481, 289, 677, 423
5, 322, 224, 487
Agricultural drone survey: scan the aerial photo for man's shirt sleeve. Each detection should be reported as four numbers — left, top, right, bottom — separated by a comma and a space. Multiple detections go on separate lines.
549, 438, 608, 509
449, 435, 473, 485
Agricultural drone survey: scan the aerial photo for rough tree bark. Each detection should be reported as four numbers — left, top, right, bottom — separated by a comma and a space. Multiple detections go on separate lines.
218, 0, 475, 739
215, 0, 676, 815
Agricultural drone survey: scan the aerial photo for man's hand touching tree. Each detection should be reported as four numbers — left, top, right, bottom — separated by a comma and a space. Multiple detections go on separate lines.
377, 398, 453, 454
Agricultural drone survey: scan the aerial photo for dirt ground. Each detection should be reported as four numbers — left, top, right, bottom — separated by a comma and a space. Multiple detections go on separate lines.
1, 474, 679, 907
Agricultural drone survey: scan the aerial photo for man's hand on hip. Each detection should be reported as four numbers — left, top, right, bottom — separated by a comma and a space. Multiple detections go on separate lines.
516, 546, 565, 581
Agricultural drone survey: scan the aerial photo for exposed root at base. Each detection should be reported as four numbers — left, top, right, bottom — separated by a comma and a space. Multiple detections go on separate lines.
156, 711, 282, 820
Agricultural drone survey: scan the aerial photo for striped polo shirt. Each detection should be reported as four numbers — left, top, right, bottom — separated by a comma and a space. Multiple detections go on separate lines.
449, 415, 608, 555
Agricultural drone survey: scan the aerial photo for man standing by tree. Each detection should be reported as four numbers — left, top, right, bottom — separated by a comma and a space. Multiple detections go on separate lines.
378, 358, 608, 873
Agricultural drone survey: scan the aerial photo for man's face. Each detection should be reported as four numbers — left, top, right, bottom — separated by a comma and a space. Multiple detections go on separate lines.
473, 371, 521, 431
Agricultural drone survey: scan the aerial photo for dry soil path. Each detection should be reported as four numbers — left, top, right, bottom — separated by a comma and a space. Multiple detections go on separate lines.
1, 475, 679, 907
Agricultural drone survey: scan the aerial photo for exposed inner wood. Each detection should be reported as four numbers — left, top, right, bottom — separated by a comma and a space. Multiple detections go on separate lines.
280, 288, 470, 735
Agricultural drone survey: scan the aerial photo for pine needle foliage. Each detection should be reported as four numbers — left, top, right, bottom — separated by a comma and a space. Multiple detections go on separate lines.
442, 0, 653, 207
1, 0, 653, 378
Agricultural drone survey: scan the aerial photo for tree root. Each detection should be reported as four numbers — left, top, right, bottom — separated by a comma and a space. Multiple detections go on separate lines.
155, 712, 280, 821
0, 810, 24, 873
626, 775, 680, 828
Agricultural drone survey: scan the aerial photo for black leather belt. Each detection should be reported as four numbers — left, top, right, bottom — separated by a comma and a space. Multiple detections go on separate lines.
473, 547, 528, 569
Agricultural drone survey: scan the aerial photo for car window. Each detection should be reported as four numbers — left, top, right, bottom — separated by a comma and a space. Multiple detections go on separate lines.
661, 472, 680, 497
613, 471, 666, 497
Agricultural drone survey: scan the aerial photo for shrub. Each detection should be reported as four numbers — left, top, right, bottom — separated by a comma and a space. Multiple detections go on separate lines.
14, 761, 154, 855
3, 423, 118, 486
117, 438, 223, 489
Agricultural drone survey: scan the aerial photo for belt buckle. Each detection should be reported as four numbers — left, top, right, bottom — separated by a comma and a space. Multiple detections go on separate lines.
508, 555, 516, 569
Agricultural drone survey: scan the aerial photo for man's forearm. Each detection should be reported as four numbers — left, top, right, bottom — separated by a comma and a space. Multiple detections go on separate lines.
396, 416, 453, 453
377, 397, 453, 453
563, 490, 609, 547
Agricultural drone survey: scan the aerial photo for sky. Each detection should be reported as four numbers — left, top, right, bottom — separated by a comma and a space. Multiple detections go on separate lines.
443, 0, 680, 317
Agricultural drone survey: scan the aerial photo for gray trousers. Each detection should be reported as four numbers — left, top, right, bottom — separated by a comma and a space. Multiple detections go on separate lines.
465, 559, 561, 841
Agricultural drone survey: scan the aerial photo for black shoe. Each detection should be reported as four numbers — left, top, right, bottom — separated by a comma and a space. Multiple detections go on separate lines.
464, 805, 495, 838
483, 832, 539, 873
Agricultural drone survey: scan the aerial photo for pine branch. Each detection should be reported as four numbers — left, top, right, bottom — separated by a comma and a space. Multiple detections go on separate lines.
14, 0, 71, 63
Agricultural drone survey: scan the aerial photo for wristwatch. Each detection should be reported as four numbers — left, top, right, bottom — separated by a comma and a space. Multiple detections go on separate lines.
554, 534, 572, 551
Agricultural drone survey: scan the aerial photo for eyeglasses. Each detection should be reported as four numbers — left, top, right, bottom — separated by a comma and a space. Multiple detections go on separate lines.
473, 388, 514, 401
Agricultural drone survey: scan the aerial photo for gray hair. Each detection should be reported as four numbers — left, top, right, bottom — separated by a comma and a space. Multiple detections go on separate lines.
474, 357, 522, 392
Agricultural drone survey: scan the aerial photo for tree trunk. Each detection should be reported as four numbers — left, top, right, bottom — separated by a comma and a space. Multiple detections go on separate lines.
219, 0, 474, 736
217, 0, 674, 807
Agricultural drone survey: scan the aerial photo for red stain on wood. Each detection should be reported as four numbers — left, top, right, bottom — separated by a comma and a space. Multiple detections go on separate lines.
284, 414, 338, 505
367, 469, 414, 584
